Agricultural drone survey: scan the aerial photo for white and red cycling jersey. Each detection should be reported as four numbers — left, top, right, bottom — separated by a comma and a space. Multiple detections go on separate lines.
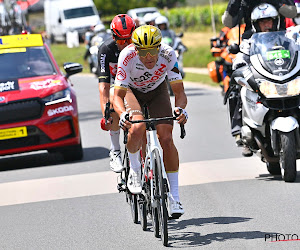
114, 43, 182, 93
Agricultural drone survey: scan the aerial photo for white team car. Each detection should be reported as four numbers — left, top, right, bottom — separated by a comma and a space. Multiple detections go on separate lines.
127, 7, 160, 25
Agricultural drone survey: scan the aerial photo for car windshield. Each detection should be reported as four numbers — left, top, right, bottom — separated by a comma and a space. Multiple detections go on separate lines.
0, 47, 56, 80
64, 7, 96, 19
136, 11, 156, 17
250, 31, 299, 75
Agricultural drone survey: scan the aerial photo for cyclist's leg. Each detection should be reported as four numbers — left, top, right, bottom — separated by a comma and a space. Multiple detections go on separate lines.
108, 86, 123, 172
124, 89, 145, 194
147, 81, 184, 216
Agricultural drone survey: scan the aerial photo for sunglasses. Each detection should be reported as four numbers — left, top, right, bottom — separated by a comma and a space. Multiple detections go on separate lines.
115, 38, 132, 45
137, 47, 159, 57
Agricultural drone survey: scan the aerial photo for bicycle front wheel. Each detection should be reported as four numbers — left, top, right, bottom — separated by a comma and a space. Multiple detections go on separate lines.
153, 148, 168, 246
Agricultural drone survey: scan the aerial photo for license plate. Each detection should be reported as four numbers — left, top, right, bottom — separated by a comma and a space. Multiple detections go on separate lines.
0, 126, 27, 140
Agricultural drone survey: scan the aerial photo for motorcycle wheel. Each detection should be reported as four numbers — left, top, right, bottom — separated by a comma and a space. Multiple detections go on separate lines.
279, 131, 297, 182
266, 162, 281, 175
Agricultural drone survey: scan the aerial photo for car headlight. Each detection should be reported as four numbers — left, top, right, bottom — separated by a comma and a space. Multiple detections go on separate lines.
42, 88, 72, 106
259, 78, 300, 98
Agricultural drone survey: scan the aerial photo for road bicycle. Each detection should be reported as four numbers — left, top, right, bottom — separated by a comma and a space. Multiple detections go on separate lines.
118, 106, 186, 246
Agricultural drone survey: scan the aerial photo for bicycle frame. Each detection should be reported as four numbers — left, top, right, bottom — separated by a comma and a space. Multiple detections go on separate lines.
142, 123, 168, 209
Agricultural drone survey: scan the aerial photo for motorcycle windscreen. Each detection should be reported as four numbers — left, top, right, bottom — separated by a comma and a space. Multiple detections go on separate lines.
250, 31, 299, 76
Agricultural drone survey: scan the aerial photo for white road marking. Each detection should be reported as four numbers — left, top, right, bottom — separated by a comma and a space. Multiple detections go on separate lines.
0, 157, 269, 207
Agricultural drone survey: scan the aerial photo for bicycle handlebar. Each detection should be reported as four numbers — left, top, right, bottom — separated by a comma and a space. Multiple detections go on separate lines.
124, 116, 186, 144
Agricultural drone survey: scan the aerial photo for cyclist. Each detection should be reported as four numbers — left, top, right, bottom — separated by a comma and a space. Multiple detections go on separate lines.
98, 14, 136, 173
113, 25, 188, 217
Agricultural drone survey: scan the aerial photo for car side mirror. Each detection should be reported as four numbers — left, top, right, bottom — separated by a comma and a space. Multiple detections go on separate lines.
64, 62, 83, 78
228, 43, 240, 54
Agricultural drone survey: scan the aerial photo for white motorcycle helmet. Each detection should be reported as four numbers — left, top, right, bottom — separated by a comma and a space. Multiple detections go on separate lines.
144, 13, 154, 24
293, 3, 300, 25
155, 15, 169, 29
94, 23, 106, 33
251, 3, 280, 32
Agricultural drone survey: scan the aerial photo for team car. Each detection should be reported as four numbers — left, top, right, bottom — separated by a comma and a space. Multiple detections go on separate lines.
0, 34, 83, 161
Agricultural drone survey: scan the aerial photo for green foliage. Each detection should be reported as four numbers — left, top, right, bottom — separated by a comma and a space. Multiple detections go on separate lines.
94, 0, 183, 16
160, 3, 227, 30
183, 46, 214, 68
185, 72, 218, 87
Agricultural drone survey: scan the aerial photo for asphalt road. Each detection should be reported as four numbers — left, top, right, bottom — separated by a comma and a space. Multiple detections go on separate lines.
0, 74, 299, 249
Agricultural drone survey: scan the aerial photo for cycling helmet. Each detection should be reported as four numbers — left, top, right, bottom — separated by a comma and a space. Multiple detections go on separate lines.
251, 4, 280, 32
132, 25, 162, 48
110, 14, 136, 39
155, 15, 169, 28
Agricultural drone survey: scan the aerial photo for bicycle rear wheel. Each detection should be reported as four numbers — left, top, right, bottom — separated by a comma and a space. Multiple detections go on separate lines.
153, 148, 168, 246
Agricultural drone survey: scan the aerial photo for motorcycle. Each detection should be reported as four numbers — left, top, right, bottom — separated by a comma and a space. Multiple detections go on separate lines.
161, 31, 187, 96
88, 30, 111, 75
230, 31, 300, 182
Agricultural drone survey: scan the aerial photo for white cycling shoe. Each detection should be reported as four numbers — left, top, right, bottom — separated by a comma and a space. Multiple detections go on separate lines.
127, 168, 142, 194
109, 150, 124, 173
169, 197, 184, 219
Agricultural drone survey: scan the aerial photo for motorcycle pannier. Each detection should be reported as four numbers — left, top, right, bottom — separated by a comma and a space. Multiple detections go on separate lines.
207, 61, 223, 83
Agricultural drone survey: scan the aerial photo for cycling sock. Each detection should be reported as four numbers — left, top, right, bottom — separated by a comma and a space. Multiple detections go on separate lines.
110, 129, 120, 151
167, 172, 179, 202
128, 150, 140, 172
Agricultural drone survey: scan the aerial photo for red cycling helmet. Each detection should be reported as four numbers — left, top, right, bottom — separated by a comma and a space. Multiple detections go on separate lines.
110, 14, 136, 39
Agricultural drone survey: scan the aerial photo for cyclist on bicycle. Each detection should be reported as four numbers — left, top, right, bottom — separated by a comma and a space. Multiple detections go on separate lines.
98, 14, 136, 173
113, 25, 188, 217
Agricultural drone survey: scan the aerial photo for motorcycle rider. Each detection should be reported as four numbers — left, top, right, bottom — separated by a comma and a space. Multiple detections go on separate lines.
222, 0, 296, 39
113, 25, 188, 217
155, 15, 176, 42
143, 12, 161, 26
230, 3, 281, 156
98, 14, 136, 172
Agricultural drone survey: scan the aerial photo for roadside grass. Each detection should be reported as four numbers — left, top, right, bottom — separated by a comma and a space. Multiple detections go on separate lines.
50, 31, 216, 84
184, 72, 219, 87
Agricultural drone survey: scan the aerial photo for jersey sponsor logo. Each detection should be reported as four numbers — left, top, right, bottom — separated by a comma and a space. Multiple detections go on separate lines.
30, 79, 63, 90
0, 80, 19, 92
123, 51, 137, 66
109, 62, 117, 77
131, 64, 167, 87
160, 49, 172, 63
116, 67, 126, 81
100, 54, 106, 73
47, 105, 74, 116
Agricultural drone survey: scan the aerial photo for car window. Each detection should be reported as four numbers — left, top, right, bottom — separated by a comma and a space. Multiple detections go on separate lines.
0, 47, 56, 80
63, 7, 96, 19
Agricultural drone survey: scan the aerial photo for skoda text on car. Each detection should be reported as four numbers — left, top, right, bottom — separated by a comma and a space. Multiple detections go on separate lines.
0, 34, 83, 161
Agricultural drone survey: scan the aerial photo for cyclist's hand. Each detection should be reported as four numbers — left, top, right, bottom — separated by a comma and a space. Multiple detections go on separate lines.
174, 107, 188, 125
119, 111, 131, 130
100, 117, 113, 131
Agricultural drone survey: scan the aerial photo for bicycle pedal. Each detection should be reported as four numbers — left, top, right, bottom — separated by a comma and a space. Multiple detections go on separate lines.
168, 213, 182, 220
117, 183, 126, 193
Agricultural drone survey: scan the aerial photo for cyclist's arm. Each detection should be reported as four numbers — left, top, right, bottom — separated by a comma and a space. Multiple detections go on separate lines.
98, 44, 112, 117
113, 87, 127, 116
171, 81, 187, 109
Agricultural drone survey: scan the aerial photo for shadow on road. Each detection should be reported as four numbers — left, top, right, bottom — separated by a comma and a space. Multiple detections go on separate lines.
255, 173, 300, 183
167, 216, 274, 247
0, 146, 109, 171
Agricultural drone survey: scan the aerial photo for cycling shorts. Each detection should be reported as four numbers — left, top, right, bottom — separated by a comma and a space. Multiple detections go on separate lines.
125, 80, 173, 125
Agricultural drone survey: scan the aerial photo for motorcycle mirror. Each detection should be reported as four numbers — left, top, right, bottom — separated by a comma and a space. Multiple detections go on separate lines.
228, 43, 240, 54
177, 32, 183, 38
